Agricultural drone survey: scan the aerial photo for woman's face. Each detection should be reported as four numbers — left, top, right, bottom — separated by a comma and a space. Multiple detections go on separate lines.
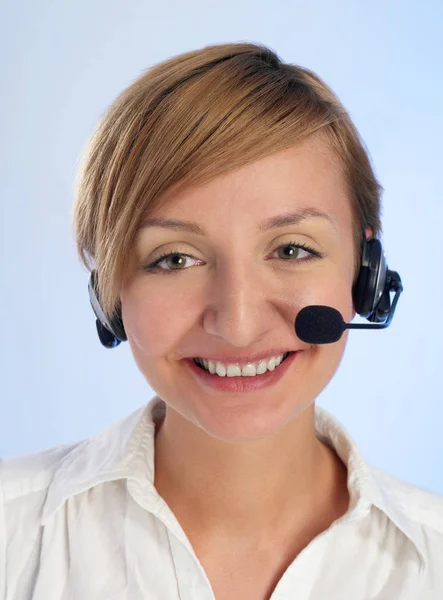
121, 133, 363, 441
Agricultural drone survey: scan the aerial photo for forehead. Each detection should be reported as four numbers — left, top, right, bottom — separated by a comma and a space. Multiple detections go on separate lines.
140, 134, 351, 235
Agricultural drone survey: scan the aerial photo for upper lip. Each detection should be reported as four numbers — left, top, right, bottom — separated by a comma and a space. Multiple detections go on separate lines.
185, 349, 298, 366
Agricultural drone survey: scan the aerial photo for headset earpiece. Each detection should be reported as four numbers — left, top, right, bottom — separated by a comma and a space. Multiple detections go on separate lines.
352, 233, 401, 324
88, 271, 127, 348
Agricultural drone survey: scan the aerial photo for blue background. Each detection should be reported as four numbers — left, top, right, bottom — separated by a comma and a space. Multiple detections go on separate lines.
1, 0, 442, 493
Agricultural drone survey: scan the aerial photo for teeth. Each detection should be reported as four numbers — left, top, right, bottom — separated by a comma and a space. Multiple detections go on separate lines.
193, 352, 290, 377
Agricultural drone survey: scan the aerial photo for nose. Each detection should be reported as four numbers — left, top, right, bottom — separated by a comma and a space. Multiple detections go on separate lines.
201, 257, 290, 348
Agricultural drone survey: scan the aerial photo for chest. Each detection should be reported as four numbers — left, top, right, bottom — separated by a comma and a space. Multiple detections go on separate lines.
193, 533, 315, 600
199, 556, 282, 600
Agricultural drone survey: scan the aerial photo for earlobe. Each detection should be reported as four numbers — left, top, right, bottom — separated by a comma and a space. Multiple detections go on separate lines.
365, 227, 373, 241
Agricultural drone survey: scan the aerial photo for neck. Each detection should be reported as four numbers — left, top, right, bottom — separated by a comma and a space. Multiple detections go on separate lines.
153, 400, 349, 545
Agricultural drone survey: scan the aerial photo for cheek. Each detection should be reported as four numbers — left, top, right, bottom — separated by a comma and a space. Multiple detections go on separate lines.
120, 282, 199, 358
298, 327, 349, 407
300, 270, 355, 324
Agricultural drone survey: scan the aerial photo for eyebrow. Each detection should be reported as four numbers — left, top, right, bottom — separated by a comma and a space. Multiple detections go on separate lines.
139, 208, 337, 235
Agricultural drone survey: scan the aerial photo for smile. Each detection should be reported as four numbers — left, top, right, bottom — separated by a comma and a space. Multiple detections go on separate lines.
184, 351, 299, 394
193, 352, 291, 377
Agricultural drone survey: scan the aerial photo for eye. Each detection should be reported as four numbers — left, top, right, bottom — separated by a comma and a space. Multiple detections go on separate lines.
143, 251, 202, 273
143, 241, 323, 274
272, 241, 323, 262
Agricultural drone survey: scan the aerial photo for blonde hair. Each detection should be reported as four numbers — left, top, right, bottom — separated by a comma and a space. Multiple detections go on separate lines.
71, 41, 383, 323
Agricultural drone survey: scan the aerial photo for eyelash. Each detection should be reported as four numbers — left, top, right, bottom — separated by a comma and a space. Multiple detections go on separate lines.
143, 241, 324, 274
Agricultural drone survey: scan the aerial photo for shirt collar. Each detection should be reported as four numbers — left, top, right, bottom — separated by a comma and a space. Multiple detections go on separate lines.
41, 396, 428, 573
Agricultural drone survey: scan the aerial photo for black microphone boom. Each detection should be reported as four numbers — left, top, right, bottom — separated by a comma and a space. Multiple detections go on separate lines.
295, 305, 388, 344
295, 272, 403, 344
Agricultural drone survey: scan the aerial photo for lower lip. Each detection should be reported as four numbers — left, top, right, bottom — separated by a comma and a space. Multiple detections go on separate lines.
183, 352, 299, 393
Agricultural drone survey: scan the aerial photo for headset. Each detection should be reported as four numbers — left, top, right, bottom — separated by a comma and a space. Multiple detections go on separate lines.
88, 231, 403, 349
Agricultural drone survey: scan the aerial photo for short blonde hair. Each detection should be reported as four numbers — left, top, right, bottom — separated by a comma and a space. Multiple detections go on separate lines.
71, 41, 383, 322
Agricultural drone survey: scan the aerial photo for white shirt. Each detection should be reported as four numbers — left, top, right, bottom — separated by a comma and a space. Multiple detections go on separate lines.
1, 396, 442, 600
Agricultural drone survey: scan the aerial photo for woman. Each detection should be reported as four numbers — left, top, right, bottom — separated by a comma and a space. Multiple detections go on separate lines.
1, 42, 442, 599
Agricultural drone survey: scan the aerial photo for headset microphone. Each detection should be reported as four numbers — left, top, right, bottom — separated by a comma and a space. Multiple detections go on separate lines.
88, 233, 403, 348
295, 269, 403, 344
